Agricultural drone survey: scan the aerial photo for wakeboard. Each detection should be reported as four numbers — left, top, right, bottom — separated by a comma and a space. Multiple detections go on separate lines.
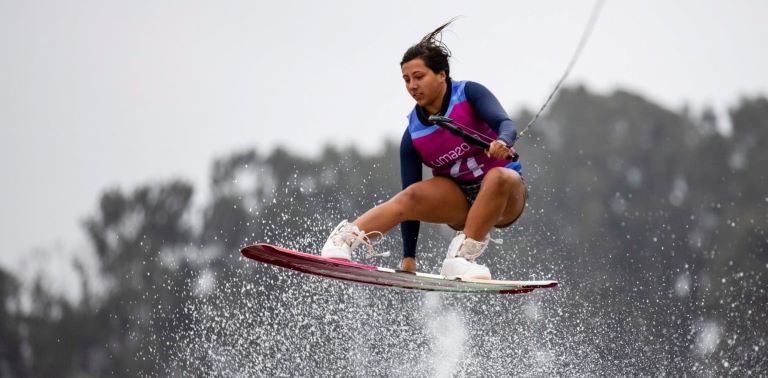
241, 243, 557, 294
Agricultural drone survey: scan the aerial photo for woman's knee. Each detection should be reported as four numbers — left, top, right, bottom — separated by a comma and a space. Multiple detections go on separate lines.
388, 184, 426, 217
392, 185, 418, 206
483, 168, 522, 194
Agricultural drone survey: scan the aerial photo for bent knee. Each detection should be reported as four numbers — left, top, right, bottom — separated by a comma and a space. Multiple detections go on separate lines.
483, 168, 522, 193
389, 184, 430, 215
393, 185, 422, 206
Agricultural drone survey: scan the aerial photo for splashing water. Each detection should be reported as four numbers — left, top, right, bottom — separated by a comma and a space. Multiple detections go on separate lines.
132, 168, 766, 376
423, 292, 467, 377
137, 249, 765, 377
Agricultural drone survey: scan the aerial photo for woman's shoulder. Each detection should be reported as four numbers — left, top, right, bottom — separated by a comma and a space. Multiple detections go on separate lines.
453, 80, 492, 97
463, 80, 489, 92
462, 81, 498, 102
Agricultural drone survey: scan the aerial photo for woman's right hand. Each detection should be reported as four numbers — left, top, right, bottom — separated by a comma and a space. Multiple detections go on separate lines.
487, 140, 515, 160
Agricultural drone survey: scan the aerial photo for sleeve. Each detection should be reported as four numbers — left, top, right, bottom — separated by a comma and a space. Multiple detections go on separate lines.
464, 81, 518, 146
400, 128, 422, 259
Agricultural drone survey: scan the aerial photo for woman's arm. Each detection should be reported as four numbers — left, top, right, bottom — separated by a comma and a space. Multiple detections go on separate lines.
400, 129, 422, 260
465, 81, 518, 146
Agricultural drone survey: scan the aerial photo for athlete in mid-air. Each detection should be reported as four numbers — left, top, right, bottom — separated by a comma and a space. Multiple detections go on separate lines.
321, 20, 526, 279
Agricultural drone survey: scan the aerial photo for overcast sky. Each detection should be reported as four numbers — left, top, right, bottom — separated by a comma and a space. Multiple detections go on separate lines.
1, 0, 767, 276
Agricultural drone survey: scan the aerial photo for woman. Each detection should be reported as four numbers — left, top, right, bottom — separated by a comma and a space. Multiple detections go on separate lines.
321, 20, 526, 279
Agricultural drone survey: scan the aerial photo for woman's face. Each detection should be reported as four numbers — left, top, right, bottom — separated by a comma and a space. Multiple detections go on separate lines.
401, 58, 446, 111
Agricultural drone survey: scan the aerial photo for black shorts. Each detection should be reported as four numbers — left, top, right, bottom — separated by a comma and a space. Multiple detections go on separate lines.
457, 181, 484, 206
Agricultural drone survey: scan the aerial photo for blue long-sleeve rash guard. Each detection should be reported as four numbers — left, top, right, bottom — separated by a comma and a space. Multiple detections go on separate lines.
399, 81, 518, 259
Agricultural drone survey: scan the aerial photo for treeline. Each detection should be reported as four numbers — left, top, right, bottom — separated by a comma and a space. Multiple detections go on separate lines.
0, 86, 766, 376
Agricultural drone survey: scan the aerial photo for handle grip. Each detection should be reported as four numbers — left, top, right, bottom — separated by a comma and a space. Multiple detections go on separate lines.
428, 115, 519, 162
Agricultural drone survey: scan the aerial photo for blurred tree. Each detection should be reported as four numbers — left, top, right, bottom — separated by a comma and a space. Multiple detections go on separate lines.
0, 268, 26, 378
69, 180, 197, 376
5, 87, 767, 376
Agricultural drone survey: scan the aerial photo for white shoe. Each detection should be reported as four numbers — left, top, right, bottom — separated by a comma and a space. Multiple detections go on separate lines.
321, 220, 381, 260
440, 232, 493, 279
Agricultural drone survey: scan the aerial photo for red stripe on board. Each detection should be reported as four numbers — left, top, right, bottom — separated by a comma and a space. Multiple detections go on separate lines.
241, 243, 557, 294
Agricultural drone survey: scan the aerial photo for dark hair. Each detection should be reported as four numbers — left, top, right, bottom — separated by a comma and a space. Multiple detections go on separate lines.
400, 19, 456, 78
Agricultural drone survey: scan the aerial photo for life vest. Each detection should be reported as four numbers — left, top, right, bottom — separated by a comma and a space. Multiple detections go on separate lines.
407, 80, 521, 182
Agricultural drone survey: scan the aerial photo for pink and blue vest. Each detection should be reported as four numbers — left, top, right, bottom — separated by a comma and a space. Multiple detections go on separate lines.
407, 80, 520, 183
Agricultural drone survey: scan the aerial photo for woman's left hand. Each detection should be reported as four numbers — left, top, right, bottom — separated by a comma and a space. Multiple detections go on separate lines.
487, 140, 515, 160
401, 257, 416, 273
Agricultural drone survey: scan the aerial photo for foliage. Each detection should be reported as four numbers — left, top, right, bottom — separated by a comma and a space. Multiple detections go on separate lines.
2, 87, 766, 376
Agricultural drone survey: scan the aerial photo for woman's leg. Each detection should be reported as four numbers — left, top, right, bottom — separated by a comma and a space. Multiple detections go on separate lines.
353, 176, 470, 234
462, 168, 526, 241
